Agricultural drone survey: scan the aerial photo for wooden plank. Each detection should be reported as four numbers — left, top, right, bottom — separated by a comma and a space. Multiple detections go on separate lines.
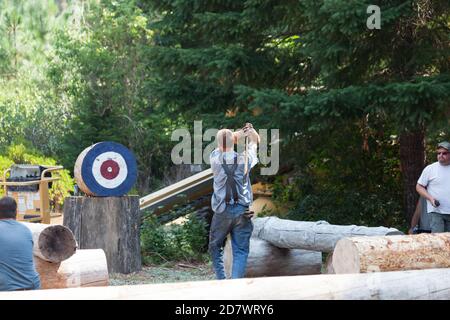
139, 169, 213, 214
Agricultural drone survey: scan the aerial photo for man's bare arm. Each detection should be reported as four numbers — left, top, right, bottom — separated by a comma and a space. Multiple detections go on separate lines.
416, 183, 438, 207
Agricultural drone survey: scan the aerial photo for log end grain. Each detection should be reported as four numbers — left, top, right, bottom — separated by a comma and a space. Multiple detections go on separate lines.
332, 238, 360, 274
39, 225, 78, 263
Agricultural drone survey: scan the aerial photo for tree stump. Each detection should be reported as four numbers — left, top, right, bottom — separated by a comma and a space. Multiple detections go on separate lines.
63, 196, 141, 274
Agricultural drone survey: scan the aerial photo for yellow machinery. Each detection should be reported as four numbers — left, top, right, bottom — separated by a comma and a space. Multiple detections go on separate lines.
0, 164, 63, 224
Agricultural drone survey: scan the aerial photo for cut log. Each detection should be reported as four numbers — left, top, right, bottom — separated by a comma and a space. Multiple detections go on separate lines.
254, 216, 403, 252
325, 253, 334, 274
63, 196, 141, 274
2, 268, 450, 299
332, 233, 450, 274
34, 249, 109, 289
224, 236, 322, 278
20, 222, 77, 263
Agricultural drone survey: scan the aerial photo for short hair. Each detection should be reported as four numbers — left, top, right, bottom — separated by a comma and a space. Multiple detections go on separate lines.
0, 196, 17, 219
217, 129, 234, 150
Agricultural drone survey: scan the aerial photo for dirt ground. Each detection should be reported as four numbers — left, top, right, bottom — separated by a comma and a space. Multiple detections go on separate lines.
50, 215, 214, 286
109, 262, 216, 286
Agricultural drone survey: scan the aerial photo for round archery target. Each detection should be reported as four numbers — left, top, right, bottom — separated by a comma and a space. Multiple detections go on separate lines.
91, 152, 128, 189
74, 142, 137, 196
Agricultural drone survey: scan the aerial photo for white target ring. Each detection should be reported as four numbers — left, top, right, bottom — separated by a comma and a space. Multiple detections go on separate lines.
91, 151, 128, 189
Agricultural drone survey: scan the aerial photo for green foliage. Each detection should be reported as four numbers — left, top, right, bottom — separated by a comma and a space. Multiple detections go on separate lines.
141, 212, 209, 265
0, 0, 448, 253
269, 116, 406, 230
47, 0, 176, 193
148, 0, 450, 228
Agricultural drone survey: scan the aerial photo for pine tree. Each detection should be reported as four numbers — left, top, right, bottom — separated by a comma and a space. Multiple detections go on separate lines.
147, 0, 450, 224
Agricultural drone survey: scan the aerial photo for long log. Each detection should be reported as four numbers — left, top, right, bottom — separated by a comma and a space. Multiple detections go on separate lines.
224, 237, 322, 277
20, 222, 77, 263
34, 249, 109, 289
254, 217, 403, 252
2, 268, 450, 299
332, 233, 450, 274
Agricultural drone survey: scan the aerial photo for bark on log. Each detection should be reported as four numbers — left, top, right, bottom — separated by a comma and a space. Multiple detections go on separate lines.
20, 222, 77, 263
224, 237, 322, 277
3, 268, 450, 300
332, 233, 450, 274
254, 217, 403, 252
34, 249, 109, 289
63, 196, 141, 274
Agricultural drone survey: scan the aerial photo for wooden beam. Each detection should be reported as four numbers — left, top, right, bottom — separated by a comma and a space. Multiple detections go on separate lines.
1, 268, 450, 299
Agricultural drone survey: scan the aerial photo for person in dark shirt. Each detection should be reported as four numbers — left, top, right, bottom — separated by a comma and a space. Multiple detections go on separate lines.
0, 196, 41, 291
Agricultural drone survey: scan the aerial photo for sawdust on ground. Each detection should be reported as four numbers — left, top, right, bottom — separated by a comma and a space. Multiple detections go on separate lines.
109, 262, 215, 286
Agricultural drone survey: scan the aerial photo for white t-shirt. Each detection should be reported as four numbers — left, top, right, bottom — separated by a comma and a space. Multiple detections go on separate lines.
417, 162, 450, 214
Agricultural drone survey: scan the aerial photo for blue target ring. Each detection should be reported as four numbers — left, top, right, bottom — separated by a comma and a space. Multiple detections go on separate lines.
79, 142, 137, 197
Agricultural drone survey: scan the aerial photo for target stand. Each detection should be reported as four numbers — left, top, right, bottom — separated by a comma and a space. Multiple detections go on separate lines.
64, 142, 141, 274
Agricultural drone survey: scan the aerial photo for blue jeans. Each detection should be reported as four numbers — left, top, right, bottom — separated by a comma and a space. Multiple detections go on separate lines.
208, 204, 253, 280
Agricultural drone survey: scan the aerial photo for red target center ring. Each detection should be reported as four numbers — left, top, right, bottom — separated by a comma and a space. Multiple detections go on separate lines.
100, 160, 120, 180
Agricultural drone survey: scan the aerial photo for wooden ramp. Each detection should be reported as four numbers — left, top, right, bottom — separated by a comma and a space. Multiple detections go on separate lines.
139, 169, 213, 215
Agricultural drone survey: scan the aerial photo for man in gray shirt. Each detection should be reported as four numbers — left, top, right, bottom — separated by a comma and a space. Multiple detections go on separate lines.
0, 196, 41, 291
209, 123, 259, 279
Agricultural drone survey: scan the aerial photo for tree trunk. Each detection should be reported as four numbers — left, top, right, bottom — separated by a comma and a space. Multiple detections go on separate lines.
63, 196, 141, 274
399, 128, 426, 225
4, 268, 450, 299
223, 237, 322, 278
20, 222, 77, 263
34, 249, 109, 289
253, 217, 403, 252
332, 233, 450, 274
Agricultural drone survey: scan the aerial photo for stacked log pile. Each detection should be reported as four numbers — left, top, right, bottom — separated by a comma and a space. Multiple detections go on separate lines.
20, 222, 109, 289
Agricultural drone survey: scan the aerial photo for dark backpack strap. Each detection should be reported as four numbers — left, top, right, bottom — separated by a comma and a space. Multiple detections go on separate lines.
221, 155, 239, 204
